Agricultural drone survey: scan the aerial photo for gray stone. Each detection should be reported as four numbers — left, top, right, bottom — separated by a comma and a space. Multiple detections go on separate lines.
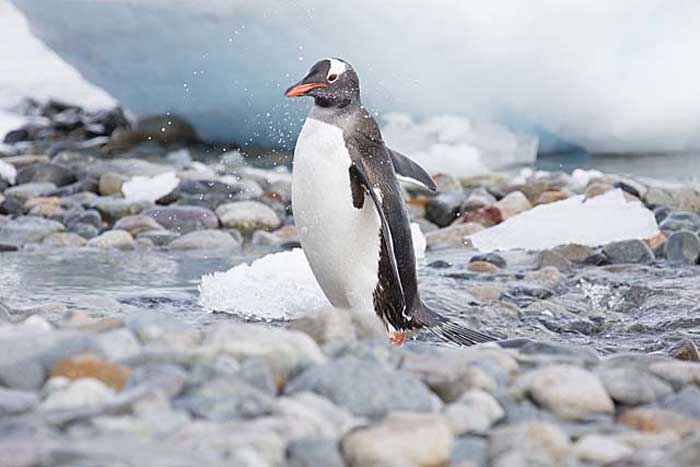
0, 387, 39, 415
178, 179, 262, 209
40, 378, 116, 411
126, 364, 187, 398
658, 386, 700, 419
341, 412, 453, 467
237, 357, 277, 396
488, 422, 571, 467
664, 230, 700, 264
127, 310, 202, 348
286, 357, 439, 417
43, 232, 87, 248
515, 364, 614, 420
573, 433, 633, 465
537, 250, 573, 271
136, 229, 180, 246
143, 205, 219, 233
597, 367, 673, 406
90, 197, 152, 223
4, 182, 57, 204
169, 229, 241, 250
0, 216, 65, 244
15, 162, 76, 187
424, 222, 484, 249
426, 193, 464, 227
64, 207, 102, 229
287, 439, 344, 467
113, 214, 164, 235
660, 211, 700, 232
470, 252, 507, 268
94, 328, 141, 362
215, 200, 281, 233
464, 187, 497, 210
451, 436, 487, 467
176, 378, 276, 421
68, 222, 100, 239
443, 389, 505, 435
86, 230, 134, 249
654, 206, 672, 224
603, 239, 654, 264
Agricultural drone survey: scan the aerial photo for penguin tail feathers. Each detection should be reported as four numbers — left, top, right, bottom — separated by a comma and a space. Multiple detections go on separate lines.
417, 300, 497, 347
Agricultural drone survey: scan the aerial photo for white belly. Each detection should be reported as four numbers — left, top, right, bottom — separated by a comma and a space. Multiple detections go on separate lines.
292, 117, 381, 312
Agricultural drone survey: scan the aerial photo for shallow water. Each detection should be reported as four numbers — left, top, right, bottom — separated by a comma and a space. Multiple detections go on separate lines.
2, 246, 699, 354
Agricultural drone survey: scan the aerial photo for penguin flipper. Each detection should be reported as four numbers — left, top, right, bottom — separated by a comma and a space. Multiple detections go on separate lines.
349, 163, 407, 313
387, 147, 437, 192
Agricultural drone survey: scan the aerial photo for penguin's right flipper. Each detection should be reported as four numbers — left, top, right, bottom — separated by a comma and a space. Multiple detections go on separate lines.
387, 147, 437, 192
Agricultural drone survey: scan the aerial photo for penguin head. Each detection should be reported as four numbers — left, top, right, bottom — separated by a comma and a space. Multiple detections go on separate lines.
285, 58, 360, 107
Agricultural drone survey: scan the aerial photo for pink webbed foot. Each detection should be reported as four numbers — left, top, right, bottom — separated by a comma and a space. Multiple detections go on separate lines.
390, 332, 407, 346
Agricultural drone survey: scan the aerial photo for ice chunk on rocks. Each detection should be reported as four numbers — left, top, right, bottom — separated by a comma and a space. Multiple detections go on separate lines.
122, 171, 179, 203
469, 189, 658, 252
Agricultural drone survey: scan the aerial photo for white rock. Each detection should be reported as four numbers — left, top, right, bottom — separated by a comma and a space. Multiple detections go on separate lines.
444, 389, 505, 435
87, 230, 134, 249
41, 377, 116, 411
470, 189, 659, 251
574, 434, 634, 465
0, 159, 17, 184
199, 224, 427, 319
122, 171, 179, 203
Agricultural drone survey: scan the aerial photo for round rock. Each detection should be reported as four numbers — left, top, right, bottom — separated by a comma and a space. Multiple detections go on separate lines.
664, 230, 700, 264
660, 211, 700, 233
169, 229, 241, 250
602, 239, 654, 264
143, 205, 219, 233
16, 162, 76, 187
215, 200, 281, 233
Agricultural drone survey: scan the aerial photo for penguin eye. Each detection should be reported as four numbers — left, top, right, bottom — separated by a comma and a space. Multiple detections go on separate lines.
328, 74, 338, 82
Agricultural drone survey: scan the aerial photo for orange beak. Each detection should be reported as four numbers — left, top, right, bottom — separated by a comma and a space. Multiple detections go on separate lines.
285, 82, 328, 97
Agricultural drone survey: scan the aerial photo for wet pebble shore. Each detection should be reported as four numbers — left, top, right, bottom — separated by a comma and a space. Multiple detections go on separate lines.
3, 101, 700, 466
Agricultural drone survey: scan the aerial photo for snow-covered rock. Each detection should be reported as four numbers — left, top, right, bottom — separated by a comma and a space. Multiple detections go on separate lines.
9, 0, 700, 153
122, 171, 179, 203
469, 189, 659, 252
199, 224, 426, 318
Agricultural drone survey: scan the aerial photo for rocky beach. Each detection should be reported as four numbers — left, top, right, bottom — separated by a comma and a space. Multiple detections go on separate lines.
2, 100, 700, 467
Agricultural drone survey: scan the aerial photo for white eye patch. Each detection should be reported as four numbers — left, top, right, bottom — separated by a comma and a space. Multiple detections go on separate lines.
326, 58, 347, 81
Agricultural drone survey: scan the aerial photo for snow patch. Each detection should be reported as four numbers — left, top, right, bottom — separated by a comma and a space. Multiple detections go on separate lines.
122, 171, 179, 203
381, 113, 537, 177
199, 223, 427, 318
469, 189, 659, 252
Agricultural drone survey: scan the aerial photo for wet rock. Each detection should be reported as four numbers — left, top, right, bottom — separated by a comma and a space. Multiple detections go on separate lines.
597, 367, 673, 405
525, 266, 561, 286
537, 250, 572, 271
603, 239, 654, 264
143, 205, 218, 233
573, 433, 633, 465
43, 232, 87, 248
51, 354, 131, 391
215, 200, 281, 233
443, 389, 504, 435
287, 438, 344, 467
107, 115, 200, 152
425, 222, 483, 249
27, 197, 64, 218
51, 177, 99, 197
0, 195, 27, 216
113, 214, 164, 235
669, 338, 700, 361
0, 387, 39, 415
136, 230, 180, 246
64, 208, 102, 229
178, 179, 262, 209
489, 191, 532, 221
515, 365, 614, 420
177, 378, 276, 421
40, 377, 115, 411
91, 197, 152, 223
15, 162, 76, 187
341, 412, 453, 467
4, 182, 57, 204
98, 172, 127, 196
660, 211, 700, 232
426, 193, 464, 227
169, 229, 241, 250
488, 421, 571, 467
68, 222, 100, 240
653, 206, 672, 224
286, 357, 438, 417
126, 364, 187, 398
664, 230, 700, 264
467, 261, 500, 273
0, 216, 65, 244
553, 243, 596, 262
470, 252, 507, 268
86, 230, 134, 249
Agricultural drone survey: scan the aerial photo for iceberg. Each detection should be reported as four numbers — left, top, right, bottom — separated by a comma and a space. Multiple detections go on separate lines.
9, 0, 700, 154
199, 224, 426, 318
122, 171, 180, 203
469, 189, 659, 252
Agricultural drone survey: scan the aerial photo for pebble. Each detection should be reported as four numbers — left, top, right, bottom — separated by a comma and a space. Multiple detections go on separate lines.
443, 389, 504, 435
142, 205, 219, 233
68, 222, 100, 239
51, 353, 131, 391
425, 222, 484, 249
535, 190, 570, 205
4, 182, 57, 204
64, 208, 102, 229
86, 230, 134, 249
537, 250, 572, 271
603, 239, 655, 264
470, 252, 507, 268
98, 172, 127, 196
15, 162, 76, 187
136, 229, 180, 246
215, 200, 281, 233
525, 266, 561, 286
113, 214, 164, 235
287, 438, 345, 467
40, 377, 115, 411
516, 364, 614, 420
0, 216, 65, 244
467, 261, 500, 273
664, 230, 700, 264
43, 232, 87, 248
464, 187, 497, 210
659, 211, 700, 232
553, 243, 596, 262
426, 193, 464, 227
169, 229, 241, 250
341, 412, 453, 467
286, 357, 438, 417
597, 367, 673, 405
91, 197, 152, 223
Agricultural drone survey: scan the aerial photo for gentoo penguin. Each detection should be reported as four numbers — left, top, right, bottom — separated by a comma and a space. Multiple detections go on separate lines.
286, 58, 494, 346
